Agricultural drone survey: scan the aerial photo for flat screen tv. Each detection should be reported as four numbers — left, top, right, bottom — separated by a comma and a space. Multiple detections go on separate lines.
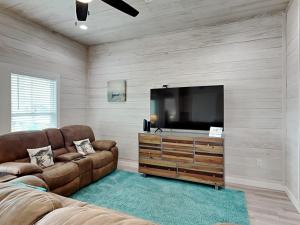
150, 85, 224, 131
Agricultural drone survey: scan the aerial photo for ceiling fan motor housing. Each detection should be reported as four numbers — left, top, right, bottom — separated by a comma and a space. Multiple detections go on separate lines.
76, 1, 89, 21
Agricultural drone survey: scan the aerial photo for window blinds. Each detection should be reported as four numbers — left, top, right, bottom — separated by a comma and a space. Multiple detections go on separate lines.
11, 74, 57, 132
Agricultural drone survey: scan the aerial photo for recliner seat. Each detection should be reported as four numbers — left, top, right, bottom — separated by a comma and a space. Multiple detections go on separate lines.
0, 125, 118, 196
60, 125, 118, 181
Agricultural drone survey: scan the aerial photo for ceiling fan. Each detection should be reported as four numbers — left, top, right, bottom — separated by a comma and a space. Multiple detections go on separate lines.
76, 0, 139, 21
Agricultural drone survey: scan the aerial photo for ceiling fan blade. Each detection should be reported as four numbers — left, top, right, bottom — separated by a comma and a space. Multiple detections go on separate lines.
76, 0, 89, 21
101, 0, 139, 17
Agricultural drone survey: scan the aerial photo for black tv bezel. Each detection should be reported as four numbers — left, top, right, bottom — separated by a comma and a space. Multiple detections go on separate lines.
150, 85, 224, 131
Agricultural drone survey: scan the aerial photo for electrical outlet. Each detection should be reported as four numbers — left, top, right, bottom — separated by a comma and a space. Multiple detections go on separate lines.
256, 159, 263, 168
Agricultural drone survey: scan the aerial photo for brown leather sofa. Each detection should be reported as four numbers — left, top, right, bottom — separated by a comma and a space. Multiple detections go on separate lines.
0, 125, 118, 196
0, 179, 156, 225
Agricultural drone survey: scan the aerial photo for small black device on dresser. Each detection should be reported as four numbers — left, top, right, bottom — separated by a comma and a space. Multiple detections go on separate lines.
143, 119, 151, 132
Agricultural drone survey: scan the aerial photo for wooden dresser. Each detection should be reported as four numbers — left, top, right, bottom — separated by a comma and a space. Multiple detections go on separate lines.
138, 132, 224, 189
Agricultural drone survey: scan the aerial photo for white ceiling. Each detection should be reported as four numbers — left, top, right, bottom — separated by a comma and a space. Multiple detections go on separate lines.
0, 0, 289, 45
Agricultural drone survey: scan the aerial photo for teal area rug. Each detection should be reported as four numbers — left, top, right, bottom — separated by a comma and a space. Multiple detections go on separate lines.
71, 170, 249, 225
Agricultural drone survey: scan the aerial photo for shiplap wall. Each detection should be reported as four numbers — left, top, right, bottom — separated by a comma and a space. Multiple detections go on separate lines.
0, 10, 87, 134
286, 0, 300, 210
87, 14, 285, 186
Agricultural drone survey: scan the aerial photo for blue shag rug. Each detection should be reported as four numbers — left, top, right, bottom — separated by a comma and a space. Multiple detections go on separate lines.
71, 170, 249, 225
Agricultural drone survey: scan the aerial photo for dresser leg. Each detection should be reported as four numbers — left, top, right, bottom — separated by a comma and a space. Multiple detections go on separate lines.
215, 185, 219, 190
141, 173, 147, 178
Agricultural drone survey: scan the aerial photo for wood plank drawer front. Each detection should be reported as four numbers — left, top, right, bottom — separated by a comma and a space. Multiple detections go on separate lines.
194, 153, 224, 165
139, 158, 177, 169
139, 166, 177, 178
163, 144, 194, 153
162, 136, 194, 148
139, 148, 161, 159
178, 162, 224, 175
195, 144, 224, 154
194, 137, 224, 145
177, 170, 224, 186
139, 134, 161, 145
162, 150, 194, 163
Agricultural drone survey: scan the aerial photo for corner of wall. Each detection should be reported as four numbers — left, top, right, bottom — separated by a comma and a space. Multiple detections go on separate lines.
84, 46, 90, 126
282, 9, 288, 189
286, 186, 300, 213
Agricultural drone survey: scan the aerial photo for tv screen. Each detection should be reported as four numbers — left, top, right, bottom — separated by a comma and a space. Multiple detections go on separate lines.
150, 86, 224, 131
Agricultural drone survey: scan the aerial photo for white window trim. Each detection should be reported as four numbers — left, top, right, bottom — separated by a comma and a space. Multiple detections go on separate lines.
10, 69, 60, 131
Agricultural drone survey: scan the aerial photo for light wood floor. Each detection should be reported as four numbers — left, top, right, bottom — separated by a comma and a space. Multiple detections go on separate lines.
228, 184, 300, 225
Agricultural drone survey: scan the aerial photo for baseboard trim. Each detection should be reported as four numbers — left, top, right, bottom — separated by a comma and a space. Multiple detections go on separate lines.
226, 176, 285, 191
285, 187, 300, 213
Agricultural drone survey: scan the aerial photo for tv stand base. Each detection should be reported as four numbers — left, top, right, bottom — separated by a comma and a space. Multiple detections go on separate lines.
138, 132, 225, 188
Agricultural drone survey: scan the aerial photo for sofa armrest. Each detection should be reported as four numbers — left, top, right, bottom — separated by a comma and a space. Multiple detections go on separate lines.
55, 153, 83, 162
92, 140, 116, 151
9, 175, 49, 191
0, 162, 42, 175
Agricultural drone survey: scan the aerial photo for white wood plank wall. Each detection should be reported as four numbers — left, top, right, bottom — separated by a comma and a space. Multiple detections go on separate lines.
87, 14, 285, 186
286, 0, 300, 211
0, 9, 87, 134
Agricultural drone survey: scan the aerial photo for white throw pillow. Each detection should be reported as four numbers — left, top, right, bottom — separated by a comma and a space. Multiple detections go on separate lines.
73, 138, 95, 156
27, 145, 54, 168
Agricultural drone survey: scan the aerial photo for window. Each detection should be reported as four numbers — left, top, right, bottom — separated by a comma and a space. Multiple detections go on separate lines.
11, 74, 58, 132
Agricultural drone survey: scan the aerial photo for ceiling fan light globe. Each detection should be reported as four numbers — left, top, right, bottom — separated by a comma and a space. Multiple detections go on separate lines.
77, 0, 93, 3
79, 24, 88, 30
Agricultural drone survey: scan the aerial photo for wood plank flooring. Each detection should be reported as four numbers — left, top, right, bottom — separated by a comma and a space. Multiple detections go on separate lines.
228, 184, 300, 225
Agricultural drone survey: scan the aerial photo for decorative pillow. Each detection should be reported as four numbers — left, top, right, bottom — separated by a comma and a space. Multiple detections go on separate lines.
27, 146, 54, 168
73, 139, 95, 156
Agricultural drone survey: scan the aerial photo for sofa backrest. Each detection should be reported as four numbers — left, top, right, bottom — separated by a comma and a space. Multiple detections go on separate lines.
0, 125, 95, 164
43, 128, 68, 157
0, 131, 49, 164
0, 183, 62, 225
60, 125, 95, 151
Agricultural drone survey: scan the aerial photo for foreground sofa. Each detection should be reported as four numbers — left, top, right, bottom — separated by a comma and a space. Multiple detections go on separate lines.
0, 125, 118, 196
0, 180, 156, 225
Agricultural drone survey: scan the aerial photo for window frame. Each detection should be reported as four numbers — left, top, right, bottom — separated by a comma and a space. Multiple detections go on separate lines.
10, 71, 60, 132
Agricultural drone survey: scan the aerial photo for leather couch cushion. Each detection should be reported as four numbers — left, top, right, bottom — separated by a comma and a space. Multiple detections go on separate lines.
0, 183, 62, 225
54, 193, 88, 208
35, 207, 156, 225
52, 148, 69, 158
0, 162, 42, 175
55, 153, 83, 162
43, 129, 65, 150
86, 151, 113, 169
0, 131, 49, 164
72, 157, 93, 174
42, 162, 79, 190
92, 140, 116, 151
9, 175, 49, 191
44, 129, 68, 157
51, 178, 80, 196
60, 125, 95, 147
